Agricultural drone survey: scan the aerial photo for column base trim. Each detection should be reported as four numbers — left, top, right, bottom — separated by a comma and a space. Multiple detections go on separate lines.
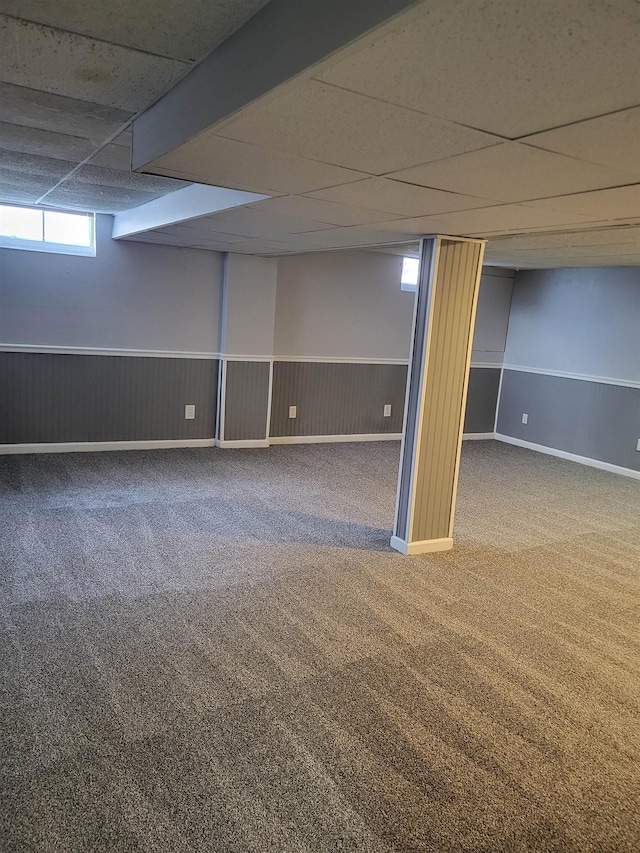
495, 434, 640, 480
0, 439, 215, 455
390, 536, 454, 555
215, 438, 270, 449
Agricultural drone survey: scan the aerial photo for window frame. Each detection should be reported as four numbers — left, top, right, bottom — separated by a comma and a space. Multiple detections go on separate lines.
0, 203, 96, 257
400, 255, 419, 292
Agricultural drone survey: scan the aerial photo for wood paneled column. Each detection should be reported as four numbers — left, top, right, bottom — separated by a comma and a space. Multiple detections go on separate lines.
392, 236, 486, 555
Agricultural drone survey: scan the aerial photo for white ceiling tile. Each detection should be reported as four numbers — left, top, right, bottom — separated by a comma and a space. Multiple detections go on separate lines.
523, 107, 640, 178
0, 0, 269, 62
525, 254, 640, 267
0, 181, 43, 204
0, 82, 131, 141
202, 206, 336, 238
220, 239, 300, 254
390, 143, 635, 203
316, 0, 640, 137
0, 121, 96, 163
0, 16, 187, 111
161, 221, 248, 242
307, 178, 497, 217
65, 164, 183, 194
216, 80, 501, 174
372, 205, 596, 238
43, 164, 183, 212
485, 224, 640, 253
86, 134, 132, 171
245, 195, 405, 227
525, 185, 640, 220
273, 225, 416, 252
0, 150, 75, 201
152, 133, 367, 196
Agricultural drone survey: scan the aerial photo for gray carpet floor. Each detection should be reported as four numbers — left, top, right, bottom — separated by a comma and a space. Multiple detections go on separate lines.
1, 440, 639, 852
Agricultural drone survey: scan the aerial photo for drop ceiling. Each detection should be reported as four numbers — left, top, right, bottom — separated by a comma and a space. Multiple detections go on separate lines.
3, 0, 640, 269
0, 0, 270, 211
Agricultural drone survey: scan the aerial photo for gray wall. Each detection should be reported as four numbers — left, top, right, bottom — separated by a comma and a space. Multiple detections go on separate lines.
0, 235, 510, 446
499, 267, 640, 470
0, 215, 222, 353
274, 250, 415, 361
223, 361, 270, 441
270, 362, 407, 437
221, 254, 278, 357
0, 352, 217, 443
497, 371, 639, 471
274, 251, 513, 365
504, 267, 640, 382
464, 368, 501, 433
473, 267, 514, 366
270, 363, 499, 438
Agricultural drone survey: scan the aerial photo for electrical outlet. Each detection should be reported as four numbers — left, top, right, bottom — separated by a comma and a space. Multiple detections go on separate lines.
288, 405, 297, 419
636, 438, 640, 452
185, 404, 196, 420
383, 404, 392, 417
521, 413, 528, 424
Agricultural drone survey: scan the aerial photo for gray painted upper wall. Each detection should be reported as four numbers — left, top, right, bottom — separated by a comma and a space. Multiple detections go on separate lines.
274, 250, 513, 362
0, 215, 222, 353
472, 269, 514, 364
504, 267, 640, 383
221, 254, 278, 357
274, 251, 414, 360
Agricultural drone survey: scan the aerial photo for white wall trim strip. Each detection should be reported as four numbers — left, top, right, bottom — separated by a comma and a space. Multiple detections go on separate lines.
0, 439, 216, 455
273, 355, 410, 365
270, 433, 403, 445
494, 366, 505, 434
502, 364, 640, 389
495, 434, 640, 480
215, 438, 270, 449
462, 432, 495, 440
0, 345, 505, 370
0, 344, 220, 360
220, 354, 274, 363
0, 433, 493, 453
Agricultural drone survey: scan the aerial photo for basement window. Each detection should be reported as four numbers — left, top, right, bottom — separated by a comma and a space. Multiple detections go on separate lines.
400, 255, 419, 291
0, 204, 95, 256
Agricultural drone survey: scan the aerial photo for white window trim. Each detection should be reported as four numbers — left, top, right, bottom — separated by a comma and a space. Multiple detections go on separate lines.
0, 236, 96, 257
0, 206, 96, 257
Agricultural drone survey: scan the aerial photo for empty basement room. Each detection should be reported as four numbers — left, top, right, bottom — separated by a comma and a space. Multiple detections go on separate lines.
1, 1, 640, 851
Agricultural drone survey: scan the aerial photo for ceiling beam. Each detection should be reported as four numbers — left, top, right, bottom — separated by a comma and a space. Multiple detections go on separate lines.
131, 0, 422, 172
111, 184, 268, 238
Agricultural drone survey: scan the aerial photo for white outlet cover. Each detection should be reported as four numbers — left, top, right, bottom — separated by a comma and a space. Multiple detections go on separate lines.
521, 413, 528, 424
289, 405, 297, 419
636, 438, 640, 452
383, 404, 392, 417
185, 404, 196, 420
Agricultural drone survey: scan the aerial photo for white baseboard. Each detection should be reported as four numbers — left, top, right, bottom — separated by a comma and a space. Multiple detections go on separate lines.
462, 432, 495, 440
269, 433, 403, 445
495, 434, 640, 480
390, 536, 454, 555
0, 438, 216, 455
215, 438, 270, 449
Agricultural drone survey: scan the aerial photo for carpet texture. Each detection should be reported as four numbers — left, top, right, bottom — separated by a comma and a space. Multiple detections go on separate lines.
1, 441, 639, 852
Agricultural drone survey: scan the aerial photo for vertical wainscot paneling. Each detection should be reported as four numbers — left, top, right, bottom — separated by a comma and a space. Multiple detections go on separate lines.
270, 362, 407, 437
0, 352, 217, 444
497, 370, 640, 471
464, 368, 501, 433
223, 360, 271, 441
